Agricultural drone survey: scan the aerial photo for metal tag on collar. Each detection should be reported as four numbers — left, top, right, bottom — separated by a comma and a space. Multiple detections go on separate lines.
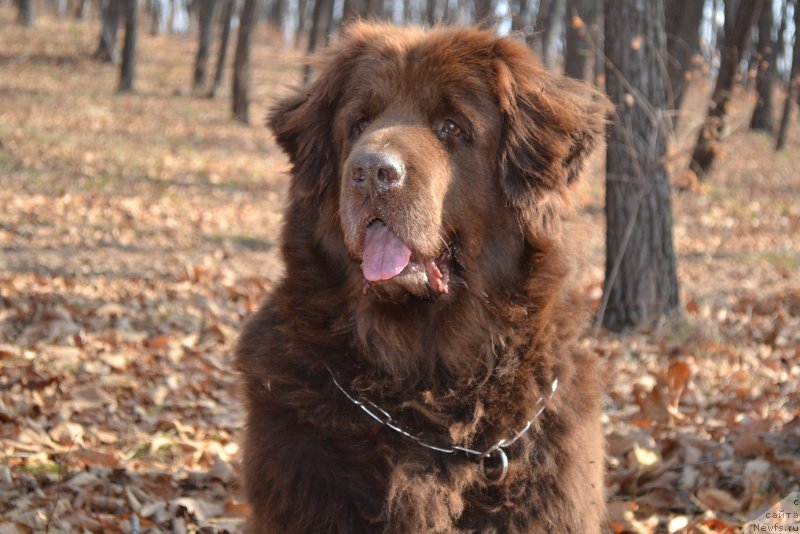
479, 447, 509, 484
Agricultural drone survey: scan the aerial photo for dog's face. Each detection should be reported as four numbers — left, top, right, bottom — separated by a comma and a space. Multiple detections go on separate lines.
270, 24, 607, 301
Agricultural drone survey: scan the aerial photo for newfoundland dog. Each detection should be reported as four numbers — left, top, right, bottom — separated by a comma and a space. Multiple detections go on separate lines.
236, 22, 608, 533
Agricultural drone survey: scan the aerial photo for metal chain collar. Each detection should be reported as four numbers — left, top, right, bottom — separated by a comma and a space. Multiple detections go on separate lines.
327, 366, 558, 484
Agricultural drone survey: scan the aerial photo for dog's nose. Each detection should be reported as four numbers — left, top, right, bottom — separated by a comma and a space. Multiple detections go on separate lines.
350, 152, 404, 190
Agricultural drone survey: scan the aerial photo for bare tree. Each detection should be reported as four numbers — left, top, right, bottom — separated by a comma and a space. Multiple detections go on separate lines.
664, 0, 705, 113
750, 1, 776, 131
602, 0, 679, 332
403, 0, 412, 23
537, 0, 566, 69
689, 0, 763, 178
74, 0, 91, 19
16, 0, 34, 26
233, 0, 260, 122
424, 0, 434, 26
119, 0, 138, 93
474, 0, 493, 27
210, 0, 235, 98
303, 0, 334, 83
193, 0, 218, 93
724, 0, 740, 38
564, 0, 599, 81
776, 0, 799, 150
268, 0, 286, 29
512, 0, 531, 35
296, 0, 311, 44
343, 0, 380, 20
96, 0, 123, 64
150, 0, 170, 35
775, 0, 790, 79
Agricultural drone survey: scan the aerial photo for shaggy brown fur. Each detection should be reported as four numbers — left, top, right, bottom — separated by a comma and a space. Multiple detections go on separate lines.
236, 23, 608, 533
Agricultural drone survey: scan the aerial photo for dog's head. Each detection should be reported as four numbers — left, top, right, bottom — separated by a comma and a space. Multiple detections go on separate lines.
270, 23, 608, 300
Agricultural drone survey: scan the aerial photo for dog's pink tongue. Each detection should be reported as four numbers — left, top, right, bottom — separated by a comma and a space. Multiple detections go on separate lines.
362, 221, 411, 281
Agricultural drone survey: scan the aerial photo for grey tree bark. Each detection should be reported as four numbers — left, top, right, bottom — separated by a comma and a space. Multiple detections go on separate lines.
512, 0, 537, 48
194, 0, 218, 93
427, 0, 440, 26
564, 0, 598, 81
74, 0, 91, 19
119, 0, 138, 92
16, 0, 34, 26
268, 0, 286, 28
233, 0, 260, 123
776, 0, 799, 150
664, 0, 705, 114
775, 0, 789, 80
96, 0, 123, 64
602, 0, 680, 332
295, 0, 310, 47
303, 0, 333, 83
538, 0, 566, 69
474, 0, 493, 28
343, 0, 380, 20
750, 2, 776, 131
512, 0, 528, 33
210, 0, 235, 98
689, 0, 763, 177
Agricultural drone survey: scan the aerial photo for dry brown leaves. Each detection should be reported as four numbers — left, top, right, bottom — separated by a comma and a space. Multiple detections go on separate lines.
1, 6, 799, 534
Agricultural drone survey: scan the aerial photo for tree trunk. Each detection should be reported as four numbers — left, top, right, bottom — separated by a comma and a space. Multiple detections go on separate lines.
303, 0, 329, 83
689, 0, 763, 178
724, 0, 740, 40
533, 0, 551, 52
750, 2, 776, 131
233, 0, 260, 123
594, 3, 604, 84
342, 0, 356, 21
512, 0, 529, 34
74, 0, 91, 19
321, 0, 336, 45
775, 0, 789, 81
602, 0, 680, 332
268, 0, 286, 28
96, 0, 123, 64
150, 0, 168, 35
210, 0, 235, 98
426, 0, 437, 26
295, 0, 310, 47
442, 0, 451, 23
776, 0, 799, 150
16, 0, 34, 26
664, 0, 705, 114
343, 0, 379, 19
514, 0, 538, 48
564, 0, 598, 81
474, 0, 492, 27
540, 0, 566, 69
119, 0, 138, 92
193, 0, 218, 93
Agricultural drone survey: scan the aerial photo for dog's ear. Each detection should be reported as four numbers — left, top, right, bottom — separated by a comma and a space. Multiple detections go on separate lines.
492, 39, 609, 235
268, 28, 371, 200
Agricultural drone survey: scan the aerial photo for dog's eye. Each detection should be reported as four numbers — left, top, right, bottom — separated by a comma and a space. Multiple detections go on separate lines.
351, 118, 370, 137
439, 120, 463, 139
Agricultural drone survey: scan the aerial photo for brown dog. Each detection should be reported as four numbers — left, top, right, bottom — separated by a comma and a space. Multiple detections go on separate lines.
237, 23, 608, 533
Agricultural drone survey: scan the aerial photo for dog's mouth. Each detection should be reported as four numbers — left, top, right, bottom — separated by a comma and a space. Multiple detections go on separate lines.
361, 219, 451, 297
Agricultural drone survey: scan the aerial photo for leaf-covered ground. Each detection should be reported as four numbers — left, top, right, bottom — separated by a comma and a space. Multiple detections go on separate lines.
1, 8, 798, 533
